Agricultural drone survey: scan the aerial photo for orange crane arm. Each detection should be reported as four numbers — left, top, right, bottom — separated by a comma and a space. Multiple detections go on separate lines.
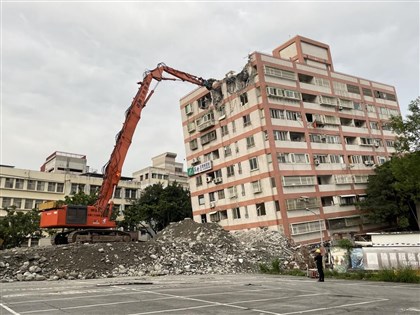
94, 63, 215, 217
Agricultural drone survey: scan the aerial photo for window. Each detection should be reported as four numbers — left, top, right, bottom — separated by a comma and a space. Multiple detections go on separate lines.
12, 198, 22, 208
209, 192, 216, 202
240, 93, 248, 106
224, 145, 232, 157
4, 178, 14, 188
90, 185, 100, 194
27, 180, 36, 190
291, 221, 325, 235
386, 140, 395, 147
346, 84, 360, 94
290, 132, 305, 142
249, 157, 259, 171
228, 186, 237, 198
270, 108, 284, 119
185, 103, 193, 115
226, 165, 235, 177
353, 102, 362, 111
196, 175, 203, 187
286, 197, 319, 210
187, 122, 196, 133
243, 114, 251, 127
285, 110, 300, 121
37, 181, 45, 191
209, 211, 220, 222
275, 200, 280, 212
125, 189, 137, 199
114, 187, 122, 198
335, 175, 352, 184
24, 199, 34, 209
56, 183, 64, 193
48, 182, 56, 192
278, 153, 290, 163
220, 210, 228, 220
246, 136, 255, 148
15, 179, 24, 189
217, 189, 225, 199
221, 125, 229, 136
329, 155, 344, 164
264, 66, 296, 80
201, 130, 217, 145
2, 197, 12, 208
198, 194, 205, 205
293, 153, 309, 164
237, 162, 242, 174
283, 89, 301, 100
340, 195, 357, 206
256, 203, 266, 216
190, 139, 198, 150
353, 175, 369, 184
232, 120, 236, 133
232, 207, 241, 219
274, 130, 288, 141
370, 122, 379, 130
282, 176, 316, 187
362, 88, 372, 97
252, 180, 262, 193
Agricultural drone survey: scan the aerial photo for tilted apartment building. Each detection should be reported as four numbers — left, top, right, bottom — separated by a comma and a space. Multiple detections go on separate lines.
181, 35, 399, 244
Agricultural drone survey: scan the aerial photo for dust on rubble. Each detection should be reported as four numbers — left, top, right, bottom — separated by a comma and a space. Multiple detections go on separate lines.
0, 218, 312, 282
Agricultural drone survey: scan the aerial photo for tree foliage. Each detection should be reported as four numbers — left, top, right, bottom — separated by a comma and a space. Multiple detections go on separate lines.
63, 190, 98, 206
120, 182, 192, 232
390, 97, 420, 153
360, 98, 420, 230
359, 151, 420, 230
0, 209, 41, 249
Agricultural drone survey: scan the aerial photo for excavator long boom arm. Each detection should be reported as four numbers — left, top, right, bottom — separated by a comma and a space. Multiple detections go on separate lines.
95, 63, 214, 216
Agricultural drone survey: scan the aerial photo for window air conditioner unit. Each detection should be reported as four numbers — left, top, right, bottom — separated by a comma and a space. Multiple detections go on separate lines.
213, 177, 223, 184
210, 202, 216, 208
314, 158, 320, 166
206, 177, 213, 183
192, 158, 200, 165
320, 134, 326, 140
364, 161, 373, 166
338, 105, 343, 111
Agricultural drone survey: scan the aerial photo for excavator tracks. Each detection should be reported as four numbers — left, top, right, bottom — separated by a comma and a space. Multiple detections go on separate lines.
51, 230, 132, 245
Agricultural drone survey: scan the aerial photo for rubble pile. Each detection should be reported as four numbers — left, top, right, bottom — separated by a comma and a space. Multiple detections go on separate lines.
0, 219, 310, 282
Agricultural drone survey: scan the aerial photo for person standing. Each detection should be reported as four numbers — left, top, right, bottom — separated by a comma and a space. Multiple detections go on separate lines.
314, 248, 324, 282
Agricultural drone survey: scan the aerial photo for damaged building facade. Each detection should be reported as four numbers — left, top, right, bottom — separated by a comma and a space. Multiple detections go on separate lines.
181, 35, 400, 244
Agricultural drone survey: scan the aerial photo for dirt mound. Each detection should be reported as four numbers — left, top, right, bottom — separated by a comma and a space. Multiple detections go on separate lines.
0, 219, 310, 282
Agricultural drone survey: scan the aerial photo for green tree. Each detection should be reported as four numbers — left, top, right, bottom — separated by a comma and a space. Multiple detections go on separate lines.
121, 182, 192, 232
359, 152, 420, 230
63, 190, 97, 206
390, 97, 420, 153
0, 208, 41, 249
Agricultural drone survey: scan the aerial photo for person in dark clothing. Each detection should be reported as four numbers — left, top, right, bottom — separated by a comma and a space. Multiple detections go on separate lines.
314, 248, 324, 282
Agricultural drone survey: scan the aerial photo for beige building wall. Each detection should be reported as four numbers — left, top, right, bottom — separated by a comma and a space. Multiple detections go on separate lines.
132, 152, 189, 190
180, 35, 399, 245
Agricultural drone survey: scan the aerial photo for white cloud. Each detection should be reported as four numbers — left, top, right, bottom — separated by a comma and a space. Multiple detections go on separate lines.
1, 1, 418, 176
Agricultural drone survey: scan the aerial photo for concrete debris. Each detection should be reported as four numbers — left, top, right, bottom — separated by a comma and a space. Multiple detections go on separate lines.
0, 218, 311, 282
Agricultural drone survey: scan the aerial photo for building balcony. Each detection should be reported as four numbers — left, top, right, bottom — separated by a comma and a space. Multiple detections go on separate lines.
197, 119, 216, 132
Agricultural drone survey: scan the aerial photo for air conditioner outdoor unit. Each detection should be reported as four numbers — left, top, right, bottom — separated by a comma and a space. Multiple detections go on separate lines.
192, 158, 200, 165
213, 177, 222, 184
210, 202, 216, 208
206, 177, 213, 183
314, 158, 320, 166
364, 161, 373, 166
338, 105, 343, 111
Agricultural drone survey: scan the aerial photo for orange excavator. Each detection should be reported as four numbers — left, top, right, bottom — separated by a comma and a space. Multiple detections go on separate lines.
39, 63, 215, 244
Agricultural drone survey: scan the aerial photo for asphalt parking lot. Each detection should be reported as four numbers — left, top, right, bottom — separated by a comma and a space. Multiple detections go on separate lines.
1, 274, 419, 315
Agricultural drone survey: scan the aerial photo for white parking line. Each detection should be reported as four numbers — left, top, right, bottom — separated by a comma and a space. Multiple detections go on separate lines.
0, 303, 20, 315
276, 298, 390, 315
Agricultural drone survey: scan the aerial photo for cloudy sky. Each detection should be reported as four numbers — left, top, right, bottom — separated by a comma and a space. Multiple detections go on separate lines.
1, 1, 419, 177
